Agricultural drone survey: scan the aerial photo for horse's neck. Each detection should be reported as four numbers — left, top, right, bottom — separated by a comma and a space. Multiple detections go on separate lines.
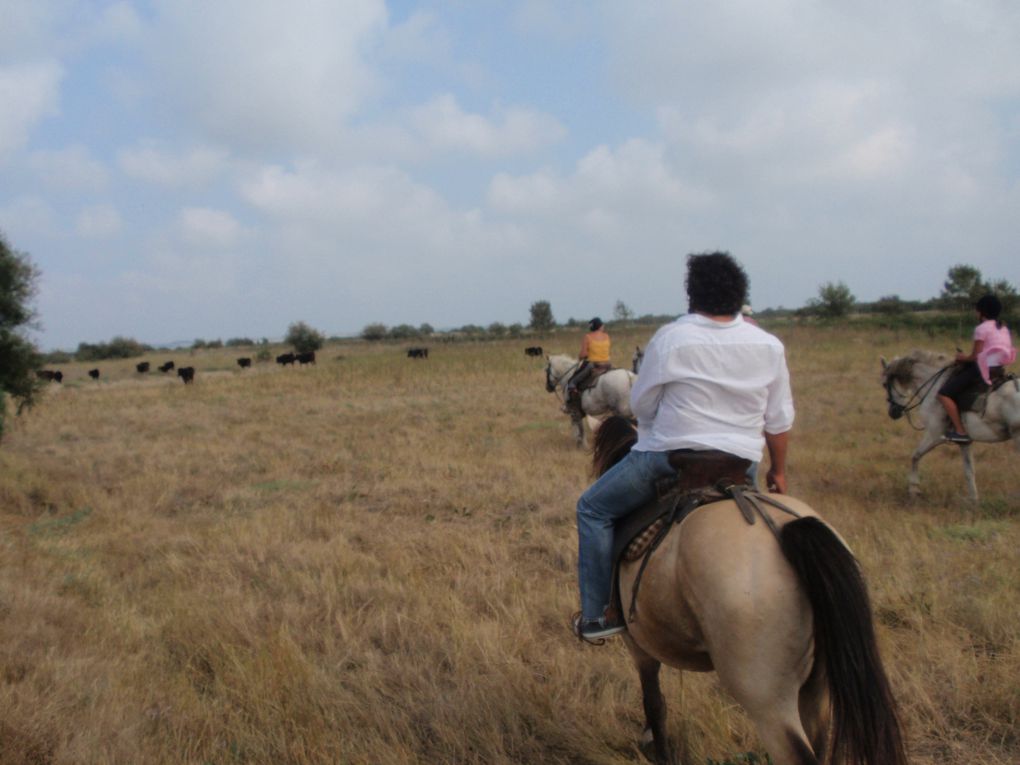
551, 356, 578, 379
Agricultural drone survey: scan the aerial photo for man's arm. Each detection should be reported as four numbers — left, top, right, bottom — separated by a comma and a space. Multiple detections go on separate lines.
764, 430, 789, 493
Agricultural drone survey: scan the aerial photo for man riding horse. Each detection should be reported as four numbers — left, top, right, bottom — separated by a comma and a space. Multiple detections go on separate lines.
572, 252, 795, 641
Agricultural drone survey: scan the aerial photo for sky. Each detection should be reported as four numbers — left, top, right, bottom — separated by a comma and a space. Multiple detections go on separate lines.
1, 0, 1019, 350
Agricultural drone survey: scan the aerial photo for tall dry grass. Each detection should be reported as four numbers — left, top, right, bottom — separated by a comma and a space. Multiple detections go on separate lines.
0, 328, 1016, 764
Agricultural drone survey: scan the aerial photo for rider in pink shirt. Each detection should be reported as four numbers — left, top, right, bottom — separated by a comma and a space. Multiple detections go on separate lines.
938, 294, 1015, 444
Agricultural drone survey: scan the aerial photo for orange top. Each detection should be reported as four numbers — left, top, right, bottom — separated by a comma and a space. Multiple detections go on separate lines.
580, 330, 611, 363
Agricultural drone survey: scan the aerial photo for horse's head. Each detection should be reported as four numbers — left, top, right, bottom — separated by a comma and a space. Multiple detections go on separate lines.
544, 360, 557, 392
880, 356, 913, 420
544, 354, 575, 392
632, 345, 644, 374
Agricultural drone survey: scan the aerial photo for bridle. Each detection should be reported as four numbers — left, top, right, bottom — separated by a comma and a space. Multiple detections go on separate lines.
883, 364, 954, 429
546, 360, 580, 396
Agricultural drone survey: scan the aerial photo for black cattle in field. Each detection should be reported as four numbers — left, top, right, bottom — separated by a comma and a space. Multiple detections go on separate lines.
136, 362, 150, 374
158, 361, 175, 373
407, 347, 429, 359
36, 370, 63, 383
525, 346, 543, 357
237, 357, 252, 369
177, 366, 195, 384
88, 368, 100, 380
276, 352, 296, 366
296, 351, 316, 365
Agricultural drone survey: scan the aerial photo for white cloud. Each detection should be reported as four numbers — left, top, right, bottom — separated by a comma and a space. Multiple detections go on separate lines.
0, 61, 63, 158
825, 125, 916, 181
28, 145, 109, 191
0, 196, 57, 240
142, 0, 388, 152
241, 162, 450, 230
118, 142, 228, 187
411, 94, 566, 156
489, 139, 712, 220
75, 204, 122, 238
178, 207, 243, 248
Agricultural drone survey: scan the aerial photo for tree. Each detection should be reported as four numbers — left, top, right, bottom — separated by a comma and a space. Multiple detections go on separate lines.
487, 321, 507, 337
940, 264, 985, 312
875, 294, 905, 315
529, 300, 555, 333
388, 324, 419, 340
613, 300, 634, 323
362, 323, 387, 341
418, 323, 434, 336
0, 232, 43, 440
285, 321, 325, 354
810, 281, 855, 318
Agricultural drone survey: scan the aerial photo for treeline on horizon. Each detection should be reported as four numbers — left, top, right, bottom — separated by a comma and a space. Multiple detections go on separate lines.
40, 263, 1017, 365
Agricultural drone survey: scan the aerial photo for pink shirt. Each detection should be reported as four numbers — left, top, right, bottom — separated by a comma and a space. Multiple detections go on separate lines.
974, 320, 1013, 365
974, 320, 1016, 382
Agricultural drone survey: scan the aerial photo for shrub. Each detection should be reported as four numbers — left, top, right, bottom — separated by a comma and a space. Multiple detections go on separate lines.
76, 336, 150, 361
285, 321, 325, 354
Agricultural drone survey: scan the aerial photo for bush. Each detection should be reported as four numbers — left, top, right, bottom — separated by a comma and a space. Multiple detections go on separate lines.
225, 337, 255, 347
285, 321, 325, 354
76, 336, 151, 361
388, 324, 420, 340
362, 323, 387, 342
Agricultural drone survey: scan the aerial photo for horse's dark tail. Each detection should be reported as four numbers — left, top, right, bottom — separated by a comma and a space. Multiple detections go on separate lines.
591, 415, 637, 478
780, 517, 907, 765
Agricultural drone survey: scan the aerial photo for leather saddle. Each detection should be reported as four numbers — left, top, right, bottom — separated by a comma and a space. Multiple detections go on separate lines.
576, 362, 613, 392
957, 367, 1014, 413
611, 449, 751, 565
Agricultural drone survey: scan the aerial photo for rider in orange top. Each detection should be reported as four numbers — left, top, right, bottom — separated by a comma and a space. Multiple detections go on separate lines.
565, 318, 611, 415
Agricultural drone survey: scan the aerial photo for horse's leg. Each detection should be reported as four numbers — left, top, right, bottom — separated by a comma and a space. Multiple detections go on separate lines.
959, 443, 978, 502
626, 640, 673, 764
797, 661, 830, 763
740, 704, 818, 765
572, 415, 586, 448
909, 430, 945, 499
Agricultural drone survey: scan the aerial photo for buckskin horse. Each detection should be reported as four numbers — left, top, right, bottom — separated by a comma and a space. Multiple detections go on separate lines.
584, 416, 906, 765
881, 349, 1020, 501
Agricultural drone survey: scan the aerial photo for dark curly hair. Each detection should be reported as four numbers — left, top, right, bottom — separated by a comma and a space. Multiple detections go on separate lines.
686, 251, 748, 315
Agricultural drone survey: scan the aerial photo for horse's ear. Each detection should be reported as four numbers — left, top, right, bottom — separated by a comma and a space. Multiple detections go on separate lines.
880, 356, 888, 370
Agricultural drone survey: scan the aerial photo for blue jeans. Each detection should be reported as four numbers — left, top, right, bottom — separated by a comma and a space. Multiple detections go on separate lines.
576, 449, 676, 621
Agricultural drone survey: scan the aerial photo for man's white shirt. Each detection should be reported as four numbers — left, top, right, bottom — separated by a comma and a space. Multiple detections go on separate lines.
630, 313, 794, 461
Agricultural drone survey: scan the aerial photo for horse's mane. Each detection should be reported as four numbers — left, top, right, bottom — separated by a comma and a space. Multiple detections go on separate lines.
886, 349, 952, 383
591, 415, 637, 478
905, 349, 951, 367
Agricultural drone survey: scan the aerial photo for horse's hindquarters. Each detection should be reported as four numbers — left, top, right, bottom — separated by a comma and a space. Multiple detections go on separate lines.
621, 499, 816, 684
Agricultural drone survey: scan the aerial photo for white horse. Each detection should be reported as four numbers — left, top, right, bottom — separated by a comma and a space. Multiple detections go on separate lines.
545, 354, 636, 447
881, 349, 1020, 501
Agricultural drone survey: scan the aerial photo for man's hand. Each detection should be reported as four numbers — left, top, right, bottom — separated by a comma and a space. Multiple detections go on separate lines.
766, 469, 787, 494
764, 430, 790, 494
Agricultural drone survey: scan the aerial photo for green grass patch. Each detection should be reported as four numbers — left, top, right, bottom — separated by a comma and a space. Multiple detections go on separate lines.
251, 479, 315, 493
29, 507, 93, 536
931, 520, 1008, 542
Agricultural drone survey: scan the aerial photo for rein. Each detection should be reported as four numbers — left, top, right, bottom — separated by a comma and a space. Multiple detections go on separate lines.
885, 364, 954, 431
546, 360, 581, 400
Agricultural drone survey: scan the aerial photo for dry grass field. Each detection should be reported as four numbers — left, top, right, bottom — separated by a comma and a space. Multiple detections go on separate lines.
0, 325, 1017, 765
